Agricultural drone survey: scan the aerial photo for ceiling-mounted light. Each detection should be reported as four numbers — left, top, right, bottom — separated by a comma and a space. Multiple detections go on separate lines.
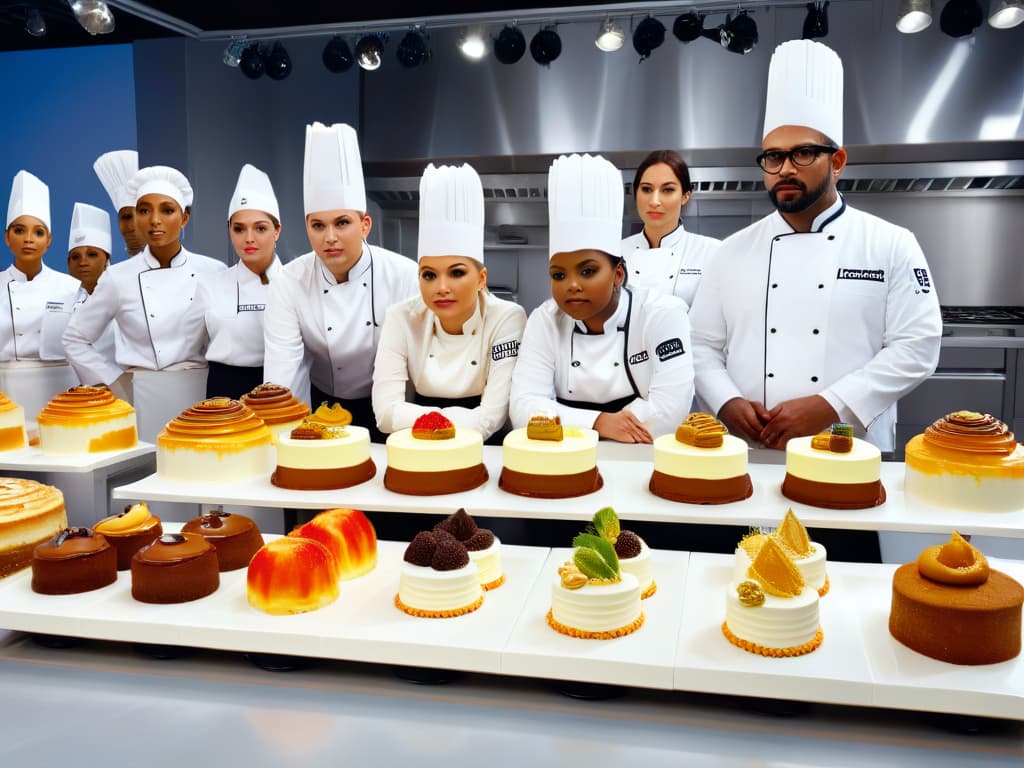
356, 34, 386, 71
458, 28, 488, 61
239, 43, 265, 79
67, 0, 114, 35
397, 29, 429, 69
493, 24, 526, 64
25, 8, 47, 37
940, 0, 983, 36
595, 18, 625, 52
265, 42, 291, 80
897, 0, 933, 32
989, 0, 1024, 27
530, 27, 562, 66
223, 37, 247, 67
322, 36, 354, 73
718, 11, 758, 55
803, 1, 830, 38
633, 16, 666, 60
673, 12, 704, 42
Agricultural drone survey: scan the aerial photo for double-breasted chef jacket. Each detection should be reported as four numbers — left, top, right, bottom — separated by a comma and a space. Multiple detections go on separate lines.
621, 223, 721, 309
372, 290, 526, 440
510, 285, 694, 439
689, 195, 942, 451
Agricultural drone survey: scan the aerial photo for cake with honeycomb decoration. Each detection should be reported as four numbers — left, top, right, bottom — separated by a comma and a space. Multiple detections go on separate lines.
384, 411, 487, 495
37, 386, 137, 455
272, 411, 375, 491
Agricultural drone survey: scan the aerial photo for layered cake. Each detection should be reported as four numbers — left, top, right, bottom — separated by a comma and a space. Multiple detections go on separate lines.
739, 509, 829, 597
433, 508, 503, 590
781, 423, 885, 509
182, 509, 264, 571
722, 536, 823, 657
0, 478, 67, 578
239, 383, 310, 441
587, 506, 655, 599
288, 508, 377, 580
499, 414, 602, 498
93, 502, 163, 570
0, 392, 27, 451
272, 419, 375, 491
904, 411, 1024, 512
396, 529, 483, 617
157, 398, 274, 483
384, 412, 488, 496
889, 532, 1023, 665
36, 386, 137, 455
130, 532, 220, 603
548, 531, 644, 639
31, 527, 117, 594
247, 537, 339, 615
649, 413, 753, 504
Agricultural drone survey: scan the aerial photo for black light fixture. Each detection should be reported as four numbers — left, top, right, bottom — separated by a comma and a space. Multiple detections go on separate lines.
494, 24, 526, 64
632, 16, 666, 60
239, 43, 265, 79
673, 12, 704, 42
802, 1, 830, 38
356, 34, 386, 71
265, 42, 292, 80
718, 11, 758, 55
530, 26, 561, 66
25, 8, 47, 37
397, 29, 429, 68
940, 0, 983, 36
322, 36, 354, 73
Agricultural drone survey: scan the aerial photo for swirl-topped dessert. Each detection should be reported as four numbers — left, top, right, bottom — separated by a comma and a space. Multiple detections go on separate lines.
650, 412, 752, 504
385, 412, 488, 495
0, 478, 67, 578
396, 528, 483, 617
889, 532, 1023, 664
240, 383, 310, 441
36, 386, 137, 455
130, 532, 220, 603
500, 413, 601, 499
272, 416, 375, 491
94, 502, 163, 570
32, 526, 117, 594
923, 411, 1016, 454
182, 509, 263, 571
0, 392, 27, 452
782, 424, 885, 509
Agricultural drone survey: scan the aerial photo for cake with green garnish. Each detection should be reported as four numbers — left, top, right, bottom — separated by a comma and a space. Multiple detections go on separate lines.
395, 528, 483, 618
587, 507, 655, 599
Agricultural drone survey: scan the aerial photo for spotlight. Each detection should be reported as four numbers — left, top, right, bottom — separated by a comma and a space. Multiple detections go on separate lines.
322, 36, 354, 73
397, 30, 429, 68
802, 1, 829, 38
239, 43, 265, 79
633, 17, 666, 60
530, 27, 561, 66
356, 34, 386, 71
940, 0, 983, 36
458, 29, 488, 61
989, 0, 1024, 27
265, 42, 291, 80
494, 24, 526, 64
595, 18, 625, 52
673, 12, 704, 43
67, 1, 114, 35
25, 8, 47, 37
718, 11, 758, 55
223, 37, 247, 67
897, 0, 933, 32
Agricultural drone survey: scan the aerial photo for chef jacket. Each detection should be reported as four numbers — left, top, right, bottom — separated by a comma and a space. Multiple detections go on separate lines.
62, 246, 227, 385
193, 257, 281, 368
689, 195, 942, 451
510, 285, 694, 438
621, 223, 721, 309
40, 285, 116, 365
1, 264, 79, 360
372, 291, 526, 439
264, 244, 418, 404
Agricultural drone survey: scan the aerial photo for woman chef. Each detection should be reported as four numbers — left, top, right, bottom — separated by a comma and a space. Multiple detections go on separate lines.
194, 164, 282, 399
63, 165, 227, 442
372, 163, 526, 442
264, 122, 418, 441
621, 150, 720, 309
510, 154, 694, 444
93, 150, 146, 258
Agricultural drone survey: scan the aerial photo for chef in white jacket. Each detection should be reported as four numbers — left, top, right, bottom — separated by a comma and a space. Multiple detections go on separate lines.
373, 163, 526, 442
689, 40, 941, 453
510, 154, 694, 443
93, 150, 145, 259
1, 171, 79, 430
264, 122, 418, 441
621, 149, 720, 308
63, 165, 227, 442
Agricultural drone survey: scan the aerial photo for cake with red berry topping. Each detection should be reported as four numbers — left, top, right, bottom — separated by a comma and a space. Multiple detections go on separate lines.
395, 528, 483, 617
434, 508, 503, 590
384, 411, 488, 495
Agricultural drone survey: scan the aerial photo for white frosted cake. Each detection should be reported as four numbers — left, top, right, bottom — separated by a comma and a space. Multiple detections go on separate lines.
37, 386, 137, 455
272, 422, 375, 491
433, 509, 504, 590
740, 509, 828, 597
499, 416, 601, 498
395, 529, 483, 617
384, 412, 488, 495
782, 424, 885, 509
650, 413, 752, 504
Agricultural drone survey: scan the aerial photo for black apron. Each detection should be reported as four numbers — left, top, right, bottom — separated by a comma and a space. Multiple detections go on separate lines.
206, 361, 264, 400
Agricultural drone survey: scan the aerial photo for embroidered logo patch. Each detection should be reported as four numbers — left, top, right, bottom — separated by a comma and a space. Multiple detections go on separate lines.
45, 301, 65, 312
655, 338, 685, 362
237, 303, 265, 312
491, 339, 519, 362
836, 268, 885, 282
678, 268, 702, 276
913, 267, 931, 293
628, 350, 650, 365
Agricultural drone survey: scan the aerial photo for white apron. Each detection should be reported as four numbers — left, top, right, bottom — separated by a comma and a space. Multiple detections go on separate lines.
0, 360, 79, 438
126, 366, 209, 444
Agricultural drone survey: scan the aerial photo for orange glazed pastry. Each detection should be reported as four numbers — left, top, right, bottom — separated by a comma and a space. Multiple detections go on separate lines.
131, 533, 220, 604
240, 383, 310, 442
247, 537, 339, 615
94, 502, 163, 570
37, 386, 137, 455
0, 478, 67, 578
32, 527, 117, 595
0, 392, 27, 451
288, 508, 377, 580
182, 509, 264, 571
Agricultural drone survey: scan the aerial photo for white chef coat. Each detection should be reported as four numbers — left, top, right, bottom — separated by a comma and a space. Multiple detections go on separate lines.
40, 285, 116, 364
194, 257, 281, 367
264, 244, 418, 404
622, 223, 721, 308
510, 286, 694, 438
689, 195, 942, 451
1, 264, 79, 360
372, 291, 526, 439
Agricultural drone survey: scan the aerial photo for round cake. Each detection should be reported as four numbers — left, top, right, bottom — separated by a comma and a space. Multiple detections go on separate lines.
37, 386, 137, 455
31, 527, 117, 594
240, 383, 310, 442
247, 536, 339, 615
904, 411, 1024, 512
649, 414, 752, 504
157, 398, 274, 483
739, 509, 829, 597
0, 392, 27, 451
586, 507, 655, 599
288, 508, 377, 580
499, 416, 602, 498
130, 532, 220, 603
0, 477, 67, 579
396, 530, 483, 617
182, 510, 263, 571
384, 412, 488, 496
781, 424, 885, 509
433, 508, 503, 590
272, 421, 375, 491
93, 502, 163, 570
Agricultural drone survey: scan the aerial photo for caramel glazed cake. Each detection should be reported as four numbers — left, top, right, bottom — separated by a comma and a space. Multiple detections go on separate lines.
782, 423, 886, 509
0, 478, 67, 578
650, 412, 752, 504
499, 414, 602, 498
37, 386, 137, 455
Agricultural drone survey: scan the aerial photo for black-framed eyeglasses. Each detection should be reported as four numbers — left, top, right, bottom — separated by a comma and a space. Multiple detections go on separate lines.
756, 144, 838, 173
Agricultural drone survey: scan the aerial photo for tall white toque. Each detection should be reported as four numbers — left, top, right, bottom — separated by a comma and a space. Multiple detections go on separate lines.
228, 164, 280, 221
67, 202, 112, 255
127, 166, 194, 211
303, 122, 367, 216
763, 39, 844, 147
547, 153, 624, 260
93, 150, 139, 212
417, 163, 485, 263
6, 170, 50, 230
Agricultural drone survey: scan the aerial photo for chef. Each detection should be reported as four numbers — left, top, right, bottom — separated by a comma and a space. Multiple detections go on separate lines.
621, 149, 720, 308
63, 165, 227, 442
264, 122, 418, 441
510, 154, 694, 443
372, 163, 526, 442
93, 150, 145, 258
689, 39, 942, 453
194, 164, 282, 399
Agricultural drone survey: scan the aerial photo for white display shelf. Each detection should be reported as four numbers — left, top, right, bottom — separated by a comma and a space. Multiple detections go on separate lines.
0, 442, 154, 474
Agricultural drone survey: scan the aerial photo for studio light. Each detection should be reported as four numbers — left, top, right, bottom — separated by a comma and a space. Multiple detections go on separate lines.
718, 11, 758, 55
530, 27, 562, 66
397, 30, 429, 68
989, 0, 1024, 27
25, 8, 47, 37
223, 37, 247, 67
322, 36, 354, 73
802, 1, 830, 38
939, 0, 983, 36
458, 28, 488, 61
595, 18, 625, 52
633, 16, 666, 60
672, 12, 704, 43
897, 0, 933, 32
494, 24, 526, 64
239, 43, 265, 79
356, 34, 386, 71
265, 42, 292, 80
67, 0, 114, 36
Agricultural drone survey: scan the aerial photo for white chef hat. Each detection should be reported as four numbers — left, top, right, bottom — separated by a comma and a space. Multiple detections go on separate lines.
548, 154, 623, 260
6, 170, 50, 230
763, 39, 844, 147
67, 203, 112, 255
93, 150, 139, 212
303, 122, 366, 215
228, 164, 280, 222
417, 164, 484, 264
127, 166, 193, 211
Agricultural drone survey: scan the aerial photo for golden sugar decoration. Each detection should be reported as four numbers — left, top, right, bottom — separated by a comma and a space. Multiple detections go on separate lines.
675, 412, 728, 448
737, 580, 766, 607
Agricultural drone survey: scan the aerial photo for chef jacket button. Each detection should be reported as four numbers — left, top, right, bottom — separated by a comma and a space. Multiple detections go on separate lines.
812, 328, 819, 335
771, 283, 778, 289
811, 376, 819, 382
471, 329, 476, 336
471, 360, 477, 366
634, 270, 640, 274
323, 289, 328, 294
327, 326, 332, 331
362, 283, 367, 287
613, 361, 620, 367
818, 284, 824, 289
774, 236, 781, 242
365, 321, 371, 326
827, 235, 835, 241
770, 328, 776, 334
571, 361, 580, 367
150, 313, 155, 318
767, 372, 774, 378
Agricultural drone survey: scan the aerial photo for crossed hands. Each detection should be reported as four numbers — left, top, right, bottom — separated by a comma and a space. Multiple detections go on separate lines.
718, 395, 840, 450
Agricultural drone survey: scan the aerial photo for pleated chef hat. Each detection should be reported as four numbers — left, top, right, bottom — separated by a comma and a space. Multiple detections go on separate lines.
228, 164, 280, 221
6, 170, 50, 230
763, 39, 844, 147
417, 164, 484, 263
547, 154, 623, 260
303, 122, 366, 215
93, 150, 139, 212
67, 203, 112, 255
127, 166, 193, 211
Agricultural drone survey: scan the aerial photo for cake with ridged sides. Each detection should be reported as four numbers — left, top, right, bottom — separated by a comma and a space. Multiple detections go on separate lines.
0, 477, 67, 578
649, 413, 752, 504
37, 386, 137, 455
738, 509, 829, 597
433, 508, 503, 591
0, 392, 27, 451
396, 528, 483, 618
240, 383, 310, 442
782, 423, 885, 509
384, 411, 488, 496
499, 413, 602, 498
